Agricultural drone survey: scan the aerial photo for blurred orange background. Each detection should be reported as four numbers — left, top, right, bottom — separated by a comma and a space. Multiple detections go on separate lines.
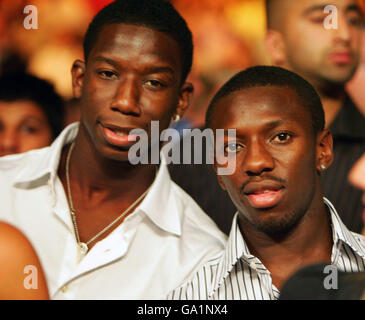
0, 0, 364, 127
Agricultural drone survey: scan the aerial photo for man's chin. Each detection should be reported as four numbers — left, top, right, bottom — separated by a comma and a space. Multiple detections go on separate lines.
324, 67, 358, 85
255, 220, 296, 238
251, 211, 304, 238
96, 143, 133, 163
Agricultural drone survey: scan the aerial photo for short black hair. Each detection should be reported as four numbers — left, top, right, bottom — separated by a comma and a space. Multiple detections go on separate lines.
205, 66, 325, 134
83, 0, 193, 84
0, 72, 65, 140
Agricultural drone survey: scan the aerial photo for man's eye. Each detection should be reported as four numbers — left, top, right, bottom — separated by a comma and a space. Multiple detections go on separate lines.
144, 79, 165, 89
99, 71, 118, 80
20, 126, 38, 134
272, 133, 292, 143
224, 143, 243, 153
347, 15, 363, 26
310, 15, 326, 23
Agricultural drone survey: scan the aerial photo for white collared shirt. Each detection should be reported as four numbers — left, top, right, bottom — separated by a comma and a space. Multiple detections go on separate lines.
0, 123, 227, 299
168, 198, 365, 300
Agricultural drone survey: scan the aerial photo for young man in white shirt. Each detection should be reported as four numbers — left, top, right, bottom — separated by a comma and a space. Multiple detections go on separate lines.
0, 0, 226, 299
169, 66, 365, 300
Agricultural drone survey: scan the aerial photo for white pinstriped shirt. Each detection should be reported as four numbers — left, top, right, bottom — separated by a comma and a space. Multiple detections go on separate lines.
168, 198, 365, 300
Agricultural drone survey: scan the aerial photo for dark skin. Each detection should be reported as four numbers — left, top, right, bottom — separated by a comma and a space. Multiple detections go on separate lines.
0, 222, 49, 299
57, 24, 193, 250
212, 86, 334, 290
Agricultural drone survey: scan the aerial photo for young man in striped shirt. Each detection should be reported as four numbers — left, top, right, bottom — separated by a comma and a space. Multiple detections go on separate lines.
168, 66, 365, 300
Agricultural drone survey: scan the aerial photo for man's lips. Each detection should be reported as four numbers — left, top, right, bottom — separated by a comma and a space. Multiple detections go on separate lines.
243, 180, 285, 209
330, 52, 353, 64
100, 123, 142, 148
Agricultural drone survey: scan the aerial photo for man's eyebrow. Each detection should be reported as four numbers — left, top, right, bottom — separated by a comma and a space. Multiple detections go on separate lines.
142, 66, 175, 76
303, 4, 328, 15
345, 4, 361, 14
264, 119, 286, 129
303, 3, 361, 15
224, 119, 286, 136
92, 56, 176, 75
21, 116, 45, 124
93, 56, 119, 67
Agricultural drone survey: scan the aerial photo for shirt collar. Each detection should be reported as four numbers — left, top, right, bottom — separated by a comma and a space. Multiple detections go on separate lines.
13, 123, 79, 187
138, 154, 182, 237
13, 122, 182, 236
216, 198, 365, 290
324, 197, 365, 259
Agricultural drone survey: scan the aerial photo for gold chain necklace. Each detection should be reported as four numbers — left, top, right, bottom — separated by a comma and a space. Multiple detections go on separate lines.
65, 141, 151, 259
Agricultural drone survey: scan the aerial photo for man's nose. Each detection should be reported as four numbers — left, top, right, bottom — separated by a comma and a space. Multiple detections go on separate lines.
242, 140, 274, 176
334, 14, 352, 43
110, 78, 142, 116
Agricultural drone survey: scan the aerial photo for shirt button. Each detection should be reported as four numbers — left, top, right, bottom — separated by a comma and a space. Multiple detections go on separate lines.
249, 261, 257, 270
61, 285, 68, 293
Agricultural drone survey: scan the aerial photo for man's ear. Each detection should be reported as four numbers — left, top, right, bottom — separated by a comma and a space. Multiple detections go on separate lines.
213, 161, 227, 191
316, 129, 334, 173
264, 30, 287, 66
71, 59, 86, 99
174, 82, 194, 119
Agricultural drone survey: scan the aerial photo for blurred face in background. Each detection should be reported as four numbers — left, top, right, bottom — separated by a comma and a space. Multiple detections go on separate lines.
267, 0, 363, 87
0, 100, 53, 156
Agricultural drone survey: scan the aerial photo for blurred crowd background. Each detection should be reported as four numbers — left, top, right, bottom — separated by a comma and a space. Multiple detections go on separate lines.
1, 0, 363, 130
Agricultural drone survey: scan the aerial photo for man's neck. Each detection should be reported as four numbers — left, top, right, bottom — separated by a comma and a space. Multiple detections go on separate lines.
317, 88, 346, 128
238, 195, 333, 289
58, 125, 156, 204
56, 123, 159, 249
